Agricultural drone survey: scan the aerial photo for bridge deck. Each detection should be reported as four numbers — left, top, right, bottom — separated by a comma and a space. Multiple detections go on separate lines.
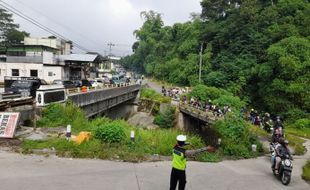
179, 104, 221, 123
67, 84, 140, 117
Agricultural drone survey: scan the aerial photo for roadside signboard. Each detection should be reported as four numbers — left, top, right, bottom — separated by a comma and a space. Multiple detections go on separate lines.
0, 112, 20, 138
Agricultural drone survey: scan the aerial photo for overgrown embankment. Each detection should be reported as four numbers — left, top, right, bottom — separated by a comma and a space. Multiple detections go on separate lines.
21, 102, 211, 162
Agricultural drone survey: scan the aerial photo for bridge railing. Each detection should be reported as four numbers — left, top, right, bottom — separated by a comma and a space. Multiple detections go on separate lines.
65, 82, 136, 95
179, 103, 223, 122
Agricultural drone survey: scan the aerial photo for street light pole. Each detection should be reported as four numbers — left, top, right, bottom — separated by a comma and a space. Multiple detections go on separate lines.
199, 42, 203, 83
107, 42, 115, 55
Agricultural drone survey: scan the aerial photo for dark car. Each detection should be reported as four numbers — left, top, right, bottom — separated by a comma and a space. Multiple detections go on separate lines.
81, 79, 92, 87
52, 80, 75, 88
10, 80, 41, 98
72, 80, 82, 87
4, 76, 47, 93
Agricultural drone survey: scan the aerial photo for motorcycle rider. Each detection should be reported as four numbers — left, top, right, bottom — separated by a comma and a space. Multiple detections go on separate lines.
263, 112, 273, 132
250, 109, 255, 124
274, 137, 292, 174
274, 116, 284, 135
272, 128, 283, 143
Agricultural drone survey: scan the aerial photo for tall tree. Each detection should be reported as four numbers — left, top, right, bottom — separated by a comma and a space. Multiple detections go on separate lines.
0, 8, 29, 47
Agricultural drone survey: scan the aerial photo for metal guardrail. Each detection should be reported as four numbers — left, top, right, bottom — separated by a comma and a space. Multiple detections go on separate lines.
65, 82, 136, 95
0, 82, 140, 111
0, 97, 34, 111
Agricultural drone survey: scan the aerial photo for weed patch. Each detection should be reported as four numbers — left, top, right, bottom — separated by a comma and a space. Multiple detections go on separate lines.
302, 160, 310, 181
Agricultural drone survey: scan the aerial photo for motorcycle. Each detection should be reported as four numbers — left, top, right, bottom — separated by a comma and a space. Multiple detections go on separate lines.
270, 151, 293, 185
263, 119, 273, 133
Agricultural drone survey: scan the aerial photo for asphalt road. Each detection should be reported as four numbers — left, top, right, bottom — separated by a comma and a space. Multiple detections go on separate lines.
0, 146, 309, 190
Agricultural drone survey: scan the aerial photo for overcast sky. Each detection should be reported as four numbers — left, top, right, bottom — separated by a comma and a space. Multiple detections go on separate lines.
2, 0, 202, 56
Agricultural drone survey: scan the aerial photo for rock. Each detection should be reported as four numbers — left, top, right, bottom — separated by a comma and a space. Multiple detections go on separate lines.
127, 112, 158, 129
25, 131, 48, 141
14, 126, 34, 138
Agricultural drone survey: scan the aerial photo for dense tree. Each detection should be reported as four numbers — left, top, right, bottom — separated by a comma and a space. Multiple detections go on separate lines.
0, 8, 29, 47
122, 1, 309, 119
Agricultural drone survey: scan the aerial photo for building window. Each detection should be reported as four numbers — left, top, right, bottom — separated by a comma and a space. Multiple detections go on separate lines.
12, 69, 19, 76
48, 72, 53, 76
30, 70, 38, 77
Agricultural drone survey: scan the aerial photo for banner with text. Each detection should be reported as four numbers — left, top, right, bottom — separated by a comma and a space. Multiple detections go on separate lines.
0, 112, 20, 138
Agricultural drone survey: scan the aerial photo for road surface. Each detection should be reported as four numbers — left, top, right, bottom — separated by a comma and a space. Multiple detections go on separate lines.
0, 144, 309, 190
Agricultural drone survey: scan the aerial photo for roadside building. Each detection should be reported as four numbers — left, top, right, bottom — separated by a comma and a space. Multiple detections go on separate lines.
59, 53, 107, 80
24, 36, 72, 55
0, 44, 65, 83
0, 36, 106, 83
98, 56, 120, 78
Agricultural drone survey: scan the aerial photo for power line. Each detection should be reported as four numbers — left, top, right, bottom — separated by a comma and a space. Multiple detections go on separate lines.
0, 0, 91, 52
9, 0, 109, 50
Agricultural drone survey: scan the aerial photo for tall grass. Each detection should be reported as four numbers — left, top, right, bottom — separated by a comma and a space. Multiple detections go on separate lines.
302, 160, 310, 181
23, 116, 209, 161
37, 102, 87, 133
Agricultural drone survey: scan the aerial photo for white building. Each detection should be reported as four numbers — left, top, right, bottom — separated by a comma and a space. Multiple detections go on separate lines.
0, 37, 105, 83
0, 45, 65, 83
24, 36, 72, 55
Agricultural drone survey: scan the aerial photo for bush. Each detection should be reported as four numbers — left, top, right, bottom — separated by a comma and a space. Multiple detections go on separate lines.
195, 152, 222, 162
140, 87, 170, 103
213, 114, 262, 158
37, 102, 87, 131
154, 106, 176, 128
189, 84, 225, 101
189, 84, 245, 111
283, 108, 308, 123
94, 121, 127, 143
302, 160, 310, 181
213, 94, 245, 111
222, 142, 252, 158
293, 118, 310, 129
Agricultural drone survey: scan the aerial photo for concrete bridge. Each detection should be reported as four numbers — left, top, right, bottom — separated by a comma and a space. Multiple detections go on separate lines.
179, 103, 218, 124
67, 84, 140, 118
178, 103, 222, 145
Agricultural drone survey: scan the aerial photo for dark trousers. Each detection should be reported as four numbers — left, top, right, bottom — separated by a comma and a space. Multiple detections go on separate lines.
170, 167, 186, 190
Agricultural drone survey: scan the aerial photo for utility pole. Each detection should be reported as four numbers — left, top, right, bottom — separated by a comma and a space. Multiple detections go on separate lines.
199, 42, 204, 83
107, 42, 115, 55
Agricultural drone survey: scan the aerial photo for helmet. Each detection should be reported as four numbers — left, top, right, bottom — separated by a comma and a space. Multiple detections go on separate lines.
176, 135, 187, 142
265, 112, 270, 117
251, 109, 254, 111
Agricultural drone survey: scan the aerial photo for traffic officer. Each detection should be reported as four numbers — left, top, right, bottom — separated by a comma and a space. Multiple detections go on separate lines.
170, 135, 214, 190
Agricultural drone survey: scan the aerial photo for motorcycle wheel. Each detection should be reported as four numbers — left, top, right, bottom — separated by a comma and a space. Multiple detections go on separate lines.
281, 173, 291, 185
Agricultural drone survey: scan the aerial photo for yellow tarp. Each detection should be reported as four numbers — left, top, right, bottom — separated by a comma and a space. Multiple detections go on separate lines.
72, 131, 92, 145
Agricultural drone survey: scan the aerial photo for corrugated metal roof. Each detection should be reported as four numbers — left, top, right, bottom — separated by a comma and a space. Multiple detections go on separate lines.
59, 54, 98, 62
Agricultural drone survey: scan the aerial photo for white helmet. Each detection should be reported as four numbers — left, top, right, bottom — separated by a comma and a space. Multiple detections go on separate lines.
176, 135, 187, 142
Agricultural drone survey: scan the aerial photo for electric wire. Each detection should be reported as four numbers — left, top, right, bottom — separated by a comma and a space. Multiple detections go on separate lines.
0, 0, 91, 52
0, 0, 133, 55
9, 0, 110, 50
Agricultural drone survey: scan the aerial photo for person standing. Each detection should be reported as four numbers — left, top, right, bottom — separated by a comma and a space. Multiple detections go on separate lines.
170, 135, 214, 190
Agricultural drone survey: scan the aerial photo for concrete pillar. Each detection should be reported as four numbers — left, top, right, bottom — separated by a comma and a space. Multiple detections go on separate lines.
177, 111, 185, 130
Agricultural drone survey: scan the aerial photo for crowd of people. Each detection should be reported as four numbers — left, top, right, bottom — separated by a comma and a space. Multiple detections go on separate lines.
186, 97, 232, 117
161, 86, 231, 117
248, 109, 284, 134
161, 86, 187, 100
